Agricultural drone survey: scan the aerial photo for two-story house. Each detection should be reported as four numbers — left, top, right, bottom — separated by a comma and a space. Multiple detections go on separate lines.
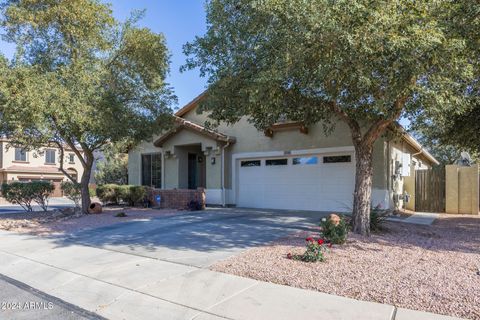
0, 139, 85, 197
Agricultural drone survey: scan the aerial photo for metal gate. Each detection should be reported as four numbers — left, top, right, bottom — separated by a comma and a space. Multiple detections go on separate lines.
415, 166, 446, 212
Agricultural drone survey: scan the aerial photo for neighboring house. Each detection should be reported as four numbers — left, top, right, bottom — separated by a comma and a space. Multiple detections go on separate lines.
128, 92, 438, 212
0, 139, 85, 197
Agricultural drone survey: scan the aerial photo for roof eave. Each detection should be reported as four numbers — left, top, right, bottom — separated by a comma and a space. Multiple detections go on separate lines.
153, 117, 235, 148
174, 91, 207, 117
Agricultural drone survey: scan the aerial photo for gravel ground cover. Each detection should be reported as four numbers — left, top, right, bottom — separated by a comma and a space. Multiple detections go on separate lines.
211, 214, 480, 319
0, 207, 180, 235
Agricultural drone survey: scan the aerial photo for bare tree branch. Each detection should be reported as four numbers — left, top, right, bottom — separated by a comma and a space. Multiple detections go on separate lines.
53, 140, 76, 183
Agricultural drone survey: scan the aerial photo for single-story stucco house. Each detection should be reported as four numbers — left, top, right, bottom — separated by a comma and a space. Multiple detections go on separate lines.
128, 92, 438, 212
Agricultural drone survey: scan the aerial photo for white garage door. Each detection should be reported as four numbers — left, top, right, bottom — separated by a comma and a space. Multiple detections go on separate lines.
237, 153, 355, 212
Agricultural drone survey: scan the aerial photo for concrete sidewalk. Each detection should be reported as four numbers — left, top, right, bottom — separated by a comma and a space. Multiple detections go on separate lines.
0, 231, 461, 320
403, 212, 440, 225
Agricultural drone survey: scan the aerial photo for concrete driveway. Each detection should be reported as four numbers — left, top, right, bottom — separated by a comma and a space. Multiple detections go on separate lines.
64, 208, 326, 267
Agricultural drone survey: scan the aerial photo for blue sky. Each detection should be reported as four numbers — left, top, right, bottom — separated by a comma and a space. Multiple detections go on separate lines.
0, 0, 208, 110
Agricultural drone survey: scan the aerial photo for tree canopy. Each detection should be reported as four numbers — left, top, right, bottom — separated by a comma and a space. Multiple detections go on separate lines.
0, 0, 175, 212
410, 0, 479, 157
95, 145, 128, 185
183, 0, 477, 234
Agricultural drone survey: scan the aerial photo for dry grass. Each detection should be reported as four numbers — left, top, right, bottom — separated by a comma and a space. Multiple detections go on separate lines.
212, 214, 480, 320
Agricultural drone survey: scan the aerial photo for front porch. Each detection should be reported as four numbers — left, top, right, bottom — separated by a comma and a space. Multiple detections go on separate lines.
151, 116, 236, 206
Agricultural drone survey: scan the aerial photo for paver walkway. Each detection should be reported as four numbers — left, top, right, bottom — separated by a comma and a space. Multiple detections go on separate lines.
0, 228, 461, 320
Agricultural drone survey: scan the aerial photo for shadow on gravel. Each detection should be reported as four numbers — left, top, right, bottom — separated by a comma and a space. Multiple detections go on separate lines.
278, 214, 480, 255
347, 216, 480, 255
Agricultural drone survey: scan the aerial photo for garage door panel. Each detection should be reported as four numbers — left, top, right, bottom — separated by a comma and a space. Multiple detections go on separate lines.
237, 153, 354, 212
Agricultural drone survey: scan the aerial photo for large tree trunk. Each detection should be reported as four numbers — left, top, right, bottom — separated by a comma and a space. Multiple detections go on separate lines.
80, 153, 94, 214
352, 143, 374, 236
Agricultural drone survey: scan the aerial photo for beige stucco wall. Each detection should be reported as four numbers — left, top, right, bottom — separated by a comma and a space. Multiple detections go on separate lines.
388, 138, 431, 211
446, 164, 479, 214
182, 109, 388, 190
0, 142, 84, 183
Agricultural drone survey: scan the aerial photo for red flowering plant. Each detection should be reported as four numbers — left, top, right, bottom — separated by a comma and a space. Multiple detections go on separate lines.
287, 237, 329, 262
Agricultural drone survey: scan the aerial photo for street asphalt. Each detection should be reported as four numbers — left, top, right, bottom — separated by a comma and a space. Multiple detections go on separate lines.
0, 198, 75, 214
0, 274, 104, 320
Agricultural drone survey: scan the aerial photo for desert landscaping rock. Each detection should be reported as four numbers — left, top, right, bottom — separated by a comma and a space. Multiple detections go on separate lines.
0, 207, 181, 235
211, 214, 480, 320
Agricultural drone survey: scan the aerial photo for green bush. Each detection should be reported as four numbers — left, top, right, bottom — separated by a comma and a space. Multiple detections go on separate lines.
30, 181, 54, 211
116, 185, 130, 203
288, 237, 329, 262
320, 215, 349, 244
96, 184, 146, 206
2, 182, 35, 211
96, 184, 120, 204
125, 185, 146, 206
1, 181, 54, 212
88, 186, 96, 197
61, 181, 82, 208
370, 205, 388, 232
115, 212, 127, 217
117, 185, 146, 206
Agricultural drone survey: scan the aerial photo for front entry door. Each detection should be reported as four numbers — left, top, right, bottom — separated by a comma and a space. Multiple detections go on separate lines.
188, 153, 197, 189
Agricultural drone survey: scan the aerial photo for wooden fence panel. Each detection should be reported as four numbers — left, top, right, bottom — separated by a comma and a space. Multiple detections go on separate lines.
415, 166, 446, 213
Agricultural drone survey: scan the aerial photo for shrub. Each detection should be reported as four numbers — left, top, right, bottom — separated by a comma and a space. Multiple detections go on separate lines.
126, 185, 146, 206
2, 182, 35, 211
1, 181, 54, 212
287, 237, 330, 262
61, 181, 82, 208
30, 181, 54, 211
96, 184, 120, 204
115, 185, 146, 206
116, 185, 130, 204
370, 205, 388, 232
188, 199, 202, 211
96, 184, 146, 206
88, 185, 96, 197
320, 214, 349, 244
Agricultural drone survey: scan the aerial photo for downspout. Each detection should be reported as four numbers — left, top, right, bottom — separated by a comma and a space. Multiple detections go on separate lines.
411, 148, 424, 170
161, 151, 165, 189
412, 149, 423, 157
221, 140, 232, 207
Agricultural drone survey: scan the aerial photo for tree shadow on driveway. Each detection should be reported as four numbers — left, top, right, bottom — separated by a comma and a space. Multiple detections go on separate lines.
47, 209, 331, 262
